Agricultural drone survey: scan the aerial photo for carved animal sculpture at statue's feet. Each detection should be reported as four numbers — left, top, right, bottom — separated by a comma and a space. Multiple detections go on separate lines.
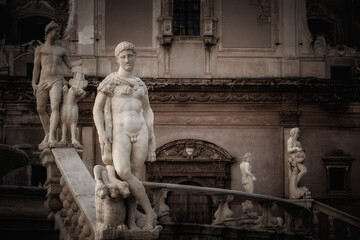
59, 66, 88, 149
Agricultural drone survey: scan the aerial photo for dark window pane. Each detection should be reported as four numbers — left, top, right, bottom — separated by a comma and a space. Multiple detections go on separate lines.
331, 66, 352, 82
173, 0, 200, 36
329, 168, 346, 191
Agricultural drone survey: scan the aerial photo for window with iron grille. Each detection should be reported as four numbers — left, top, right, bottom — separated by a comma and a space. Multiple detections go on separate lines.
173, 0, 200, 36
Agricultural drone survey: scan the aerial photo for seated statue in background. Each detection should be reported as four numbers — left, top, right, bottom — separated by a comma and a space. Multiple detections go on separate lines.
93, 41, 158, 234
287, 127, 311, 199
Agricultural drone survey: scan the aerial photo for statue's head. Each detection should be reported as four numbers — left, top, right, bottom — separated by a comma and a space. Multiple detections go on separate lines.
45, 20, 60, 40
243, 152, 252, 162
115, 41, 137, 71
115, 41, 137, 59
290, 127, 300, 138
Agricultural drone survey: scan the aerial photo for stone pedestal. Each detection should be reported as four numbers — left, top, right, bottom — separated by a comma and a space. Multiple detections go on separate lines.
40, 149, 62, 219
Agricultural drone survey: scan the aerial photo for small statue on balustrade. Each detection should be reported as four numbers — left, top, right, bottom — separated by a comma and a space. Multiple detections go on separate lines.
93, 41, 160, 238
287, 127, 311, 199
32, 20, 82, 150
240, 152, 257, 216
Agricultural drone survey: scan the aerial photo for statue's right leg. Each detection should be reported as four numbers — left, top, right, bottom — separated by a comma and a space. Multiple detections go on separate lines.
112, 135, 140, 230
48, 82, 62, 147
36, 89, 50, 150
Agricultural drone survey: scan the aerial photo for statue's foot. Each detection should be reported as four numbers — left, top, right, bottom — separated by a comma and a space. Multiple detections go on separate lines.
142, 212, 157, 230
104, 224, 112, 230
48, 140, 58, 148
58, 140, 67, 147
116, 224, 128, 231
38, 141, 48, 151
72, 140, 82, 149
128, 221, 140, 231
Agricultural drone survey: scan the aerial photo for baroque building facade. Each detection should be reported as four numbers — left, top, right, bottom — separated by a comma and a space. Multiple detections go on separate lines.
1, 0, 360, 224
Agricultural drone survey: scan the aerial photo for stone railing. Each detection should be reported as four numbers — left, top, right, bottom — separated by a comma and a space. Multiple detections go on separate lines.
41, 148, 96, 240
41, 148, 360, 240
143, 182, 311, 230
309, 200, 360, 240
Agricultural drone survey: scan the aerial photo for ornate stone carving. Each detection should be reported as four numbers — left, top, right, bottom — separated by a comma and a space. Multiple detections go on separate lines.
59, 66, 88, 149
251, 0, 271, 23
213, 194, 234, 225
256, 202, 283, 229
279, 110, 301, 125
152, 188, 171, 223
287, 128, 311, 199
311, 34, 330, 56
158, 0, 173, 46
147, 139, 233, 189
156, 139, 232, 160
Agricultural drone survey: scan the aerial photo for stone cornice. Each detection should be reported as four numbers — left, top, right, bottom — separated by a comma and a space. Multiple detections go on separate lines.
1, 77, 359, 104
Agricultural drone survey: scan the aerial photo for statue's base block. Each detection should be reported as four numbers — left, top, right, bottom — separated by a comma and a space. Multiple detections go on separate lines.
100, 225, 163, 240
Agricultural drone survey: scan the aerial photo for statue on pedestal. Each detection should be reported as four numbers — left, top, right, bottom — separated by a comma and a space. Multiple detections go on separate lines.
93, 41, 159, 238
239, 152, 257, 216
287, 127, 311, 199
32, 20, 81, 150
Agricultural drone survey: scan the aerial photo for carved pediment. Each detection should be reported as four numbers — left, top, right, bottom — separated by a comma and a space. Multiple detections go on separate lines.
156, 139, 232, 161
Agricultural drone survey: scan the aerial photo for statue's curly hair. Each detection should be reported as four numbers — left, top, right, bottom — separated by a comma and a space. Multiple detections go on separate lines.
44, 20, 59, 40
115, 41, 137, 59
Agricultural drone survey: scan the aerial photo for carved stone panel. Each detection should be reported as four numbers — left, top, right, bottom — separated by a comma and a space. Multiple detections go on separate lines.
146, 139, 233, 189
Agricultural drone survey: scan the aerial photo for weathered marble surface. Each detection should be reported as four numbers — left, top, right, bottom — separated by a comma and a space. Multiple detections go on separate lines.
240, 152, 257, 216
59, 66, 88, 149
93, 41, 159, 237
287, 128, 311, 199
32, 21, 82, 151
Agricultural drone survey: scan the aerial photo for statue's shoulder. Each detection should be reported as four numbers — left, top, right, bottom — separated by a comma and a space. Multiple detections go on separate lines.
35, 44, 44, 53
97, 72, 119, 96
136, 77, 147, 87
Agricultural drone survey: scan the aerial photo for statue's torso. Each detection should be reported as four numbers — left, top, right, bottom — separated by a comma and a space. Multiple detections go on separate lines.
39, 44, 66, 81
111, 79, 147, 136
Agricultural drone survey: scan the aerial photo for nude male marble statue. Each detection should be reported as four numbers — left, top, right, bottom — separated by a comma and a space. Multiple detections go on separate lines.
93, 41, 157, 231
32, 21, 81, 150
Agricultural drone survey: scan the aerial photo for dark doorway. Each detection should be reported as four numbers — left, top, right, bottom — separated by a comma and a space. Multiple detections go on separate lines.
166, 181, 212, 224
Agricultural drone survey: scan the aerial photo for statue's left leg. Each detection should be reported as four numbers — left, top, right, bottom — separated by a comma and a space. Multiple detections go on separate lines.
131, 128, 157, 230
296, 164, 307, 186
48, 82, 62, 147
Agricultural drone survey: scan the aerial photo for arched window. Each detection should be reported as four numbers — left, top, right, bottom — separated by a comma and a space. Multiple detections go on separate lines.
173, 0, 200, 36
